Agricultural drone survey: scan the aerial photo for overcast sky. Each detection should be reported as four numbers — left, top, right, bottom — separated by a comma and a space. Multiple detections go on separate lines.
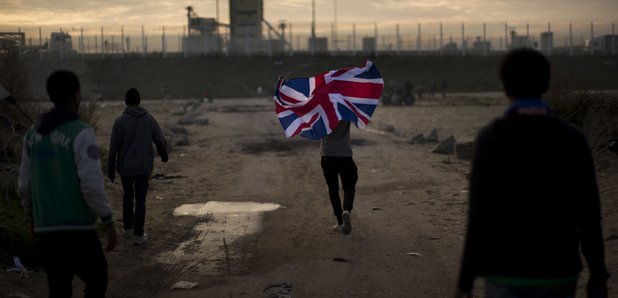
1, 0, 616, 29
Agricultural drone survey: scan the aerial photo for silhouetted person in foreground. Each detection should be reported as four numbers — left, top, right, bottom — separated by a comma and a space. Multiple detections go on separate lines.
455, 48, 608, 298
108, 88, 168, 245
18, 70, 117, 297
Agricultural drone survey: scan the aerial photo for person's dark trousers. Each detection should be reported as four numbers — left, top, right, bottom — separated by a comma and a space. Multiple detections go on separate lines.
321, 156, 358, 224
36, 231, 108, 298
120, 175, 150, 237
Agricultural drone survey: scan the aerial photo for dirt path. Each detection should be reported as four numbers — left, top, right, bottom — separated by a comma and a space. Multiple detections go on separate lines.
2, 96, 616, 297
94, 98, 494, 298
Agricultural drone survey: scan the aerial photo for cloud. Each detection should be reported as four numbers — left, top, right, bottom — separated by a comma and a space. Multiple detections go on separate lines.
0, 0, 616, 30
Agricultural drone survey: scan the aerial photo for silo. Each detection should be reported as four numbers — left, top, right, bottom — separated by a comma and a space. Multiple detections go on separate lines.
229, 0, 264, 54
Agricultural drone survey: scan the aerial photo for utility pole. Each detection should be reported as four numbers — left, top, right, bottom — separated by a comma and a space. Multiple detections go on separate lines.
334, 0, 338, 52
311, 0, 316, 55
216, 0, 220, 52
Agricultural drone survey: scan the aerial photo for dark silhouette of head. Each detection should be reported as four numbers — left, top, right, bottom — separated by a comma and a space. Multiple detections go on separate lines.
125, 88, 141, 106
500, 48, 550, 99
46, 70, 81, 108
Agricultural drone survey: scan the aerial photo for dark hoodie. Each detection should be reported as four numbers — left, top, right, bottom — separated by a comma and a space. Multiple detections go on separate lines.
108, 106, 167, 177
36, 107, 79, 135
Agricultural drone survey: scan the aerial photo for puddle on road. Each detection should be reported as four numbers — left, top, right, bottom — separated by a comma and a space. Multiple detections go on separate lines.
157, 201, 281, 274
174, 201, 281, 215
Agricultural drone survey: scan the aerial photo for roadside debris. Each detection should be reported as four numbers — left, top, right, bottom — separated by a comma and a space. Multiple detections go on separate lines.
333, 257, 351, 262
170, 280, 199, 290
405, 252, 423, 256
426, 128, 439, 142
6, 293, 29, 298
408, 128, 440, 144
263, 282, 292, 298
455, 141, 475, 160
6, 256, 31, 279
152, 173, 187, 180
432, 135, 456, 155
178, 112, 209, 126
409, 134, 426, 144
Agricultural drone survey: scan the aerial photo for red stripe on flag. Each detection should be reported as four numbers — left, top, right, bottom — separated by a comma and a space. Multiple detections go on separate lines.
327, 81, 383, 99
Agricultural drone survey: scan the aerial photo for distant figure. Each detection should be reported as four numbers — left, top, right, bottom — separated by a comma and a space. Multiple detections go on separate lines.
206, 85, 213, 103
257, 85, 264, 98
108, 88, 168, 245
441, 79, 447, 99
321, 120, 357, 235
455, 48, 608, 298
429, 81, 436, 99
18, 70, 117, 297
415, 84, 424, 100
203, 89, 211, 103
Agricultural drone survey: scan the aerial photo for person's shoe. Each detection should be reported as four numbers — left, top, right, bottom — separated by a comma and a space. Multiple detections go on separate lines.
342, 211, 352, 235
332, 224, 343, 232
123, 229, 133, 238
134, 233, 149, 245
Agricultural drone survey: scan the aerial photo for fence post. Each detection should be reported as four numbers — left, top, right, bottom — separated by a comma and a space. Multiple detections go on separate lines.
352, 23, 356, 56
396, 24, 401, 56
483, 22, 487, 57
461, 22, 465, 56
612, 23, 616, 56
101, 26, 105, 58
526, 23, 530, 47
141, 25, 146, 58
162, 25, 166, 58
289, 23, 293, 56
590, 21, 594, 56
439, 22, 443, 56
80, 26, 84, 59
569, 22, 573, 56
548, 22, 552, 56
504, 22, 508, 52
417, 23, 421, 56
121, 26, 125, 58
183, 25, 187, 58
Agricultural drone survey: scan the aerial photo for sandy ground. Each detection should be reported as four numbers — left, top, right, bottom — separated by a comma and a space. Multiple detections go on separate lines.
1, 94, 616, 297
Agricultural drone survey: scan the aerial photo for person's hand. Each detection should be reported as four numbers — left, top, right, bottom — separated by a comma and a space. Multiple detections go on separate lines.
161, 156, 168, 163
104, 223, 117, 252
587, 279, 608, 298
454, 289, 472, 298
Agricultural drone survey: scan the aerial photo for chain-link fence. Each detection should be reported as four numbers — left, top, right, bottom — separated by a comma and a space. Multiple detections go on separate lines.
1, 20, 616, 59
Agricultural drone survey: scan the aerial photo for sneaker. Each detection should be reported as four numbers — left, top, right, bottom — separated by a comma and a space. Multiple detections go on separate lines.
332, 224, 343, 232
123, 229, 133, 238
342, 211, 352, 235
134, 233, 149, 245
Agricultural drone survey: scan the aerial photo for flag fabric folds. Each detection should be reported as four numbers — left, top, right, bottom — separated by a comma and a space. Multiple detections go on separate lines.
273, 60, 384, 140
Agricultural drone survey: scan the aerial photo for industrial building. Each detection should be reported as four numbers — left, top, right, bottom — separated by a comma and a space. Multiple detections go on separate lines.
591, 34, 618, 54
183, 0, 288, 56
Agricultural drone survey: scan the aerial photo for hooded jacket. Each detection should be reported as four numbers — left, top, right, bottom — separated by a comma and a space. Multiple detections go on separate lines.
458, 100, 608, 290
18, 107, 113, 233
108, 105, 168, 177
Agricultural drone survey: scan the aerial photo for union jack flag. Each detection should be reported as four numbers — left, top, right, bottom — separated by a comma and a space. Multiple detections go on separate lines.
273, 60, 384, 140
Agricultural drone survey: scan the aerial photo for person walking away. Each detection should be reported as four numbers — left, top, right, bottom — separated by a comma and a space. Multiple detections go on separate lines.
321, 120, 358, 235
18, 70, 117, 297
455, 48, 608, 298
108, 88, 168, 245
